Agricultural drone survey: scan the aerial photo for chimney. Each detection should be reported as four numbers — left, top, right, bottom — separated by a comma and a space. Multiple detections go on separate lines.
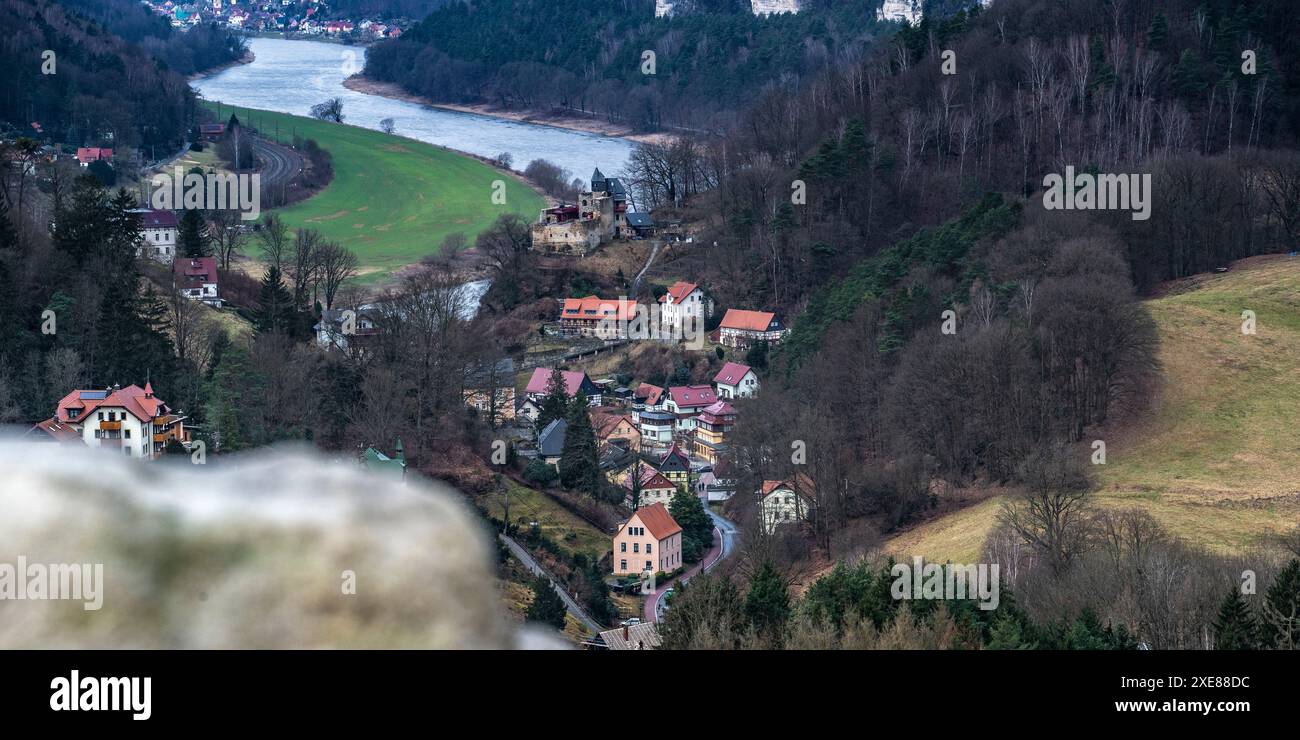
623, 625, 629, 641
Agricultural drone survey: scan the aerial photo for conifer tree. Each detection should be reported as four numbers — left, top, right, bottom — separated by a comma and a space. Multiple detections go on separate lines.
1212, 589, 1259, 650
254, 264, 295, 335
559, 391, 598, 495
178, 207, 208, 258
1261, 559, 1300, 649
525, 577, 567, 630
744, 561, 791, 644
537, 368, 570, 431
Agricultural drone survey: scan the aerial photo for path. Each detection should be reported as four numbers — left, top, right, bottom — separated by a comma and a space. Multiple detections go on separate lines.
498, 533, 604, 635
630, 240, 661, 295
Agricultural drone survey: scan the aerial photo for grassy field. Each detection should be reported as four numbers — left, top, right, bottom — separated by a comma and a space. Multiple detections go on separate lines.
885, 255, 1300, 563
475, 480, 611, 563
202, 102, 547, 282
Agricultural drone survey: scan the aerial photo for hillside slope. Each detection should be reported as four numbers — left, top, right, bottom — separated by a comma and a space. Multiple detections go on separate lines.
885, 255, 1300, 562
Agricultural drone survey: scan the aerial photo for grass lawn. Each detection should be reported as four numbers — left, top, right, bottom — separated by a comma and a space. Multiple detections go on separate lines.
885, 255, 1300, 562
202, 102, 546, 283
476, 480, 611, 563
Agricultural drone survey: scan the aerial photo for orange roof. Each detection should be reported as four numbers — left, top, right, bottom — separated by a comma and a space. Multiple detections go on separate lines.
592, 411, 637, 439
636, 383, 665, 406
713, 361, 753, 385
659, 281, 699, 304
30, 418, 82, 443
560, 295, 638, 322
720, 309, 777, 332
629, 502, 682, 540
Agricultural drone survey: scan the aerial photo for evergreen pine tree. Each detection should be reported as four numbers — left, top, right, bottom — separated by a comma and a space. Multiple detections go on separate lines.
559, 391, 598, 495
1261, 559, 1300, 649
524, 576, 567, 630
537, 368, 570, 431
1212, 589, 1258, 650
178, 208, 209, 258
254, 264, 295, 335
668, 487, 712, 563
744, 561, 791, 644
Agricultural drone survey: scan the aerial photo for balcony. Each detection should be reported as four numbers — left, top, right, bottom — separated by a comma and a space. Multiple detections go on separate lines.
100, 421, 122, 431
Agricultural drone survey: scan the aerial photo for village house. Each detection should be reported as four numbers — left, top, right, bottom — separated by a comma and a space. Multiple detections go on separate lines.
522, 368, 602, 422
174, 256, 221, 306
612, 502, 683, 576
663, 384, 717, 432
713, 361, 759, 399
558, 295, 639, 339
537, 418, 567, 470
658, 280, 710, 339
75, 147, 113, 167
696, 460, 738, 502
463, 357, 516, 426
314, 307, 380, 353
692, 400, 736, 464
637, 409, 675, 447
29, 383, 189, 460
631, 382, 665, 424
623, 466, 679, 510
759, 475, 816, 534
132, 209, 179, 264
717, 309, 789, 349
598, 622, 661, 650
531, 168, 630, 255
362, 439, 406, 481
592, 409, 641, 452
655, 443, 693, 491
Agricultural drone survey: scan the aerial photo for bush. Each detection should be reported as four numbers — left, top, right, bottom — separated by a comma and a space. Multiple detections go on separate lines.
523, 459, 558, 486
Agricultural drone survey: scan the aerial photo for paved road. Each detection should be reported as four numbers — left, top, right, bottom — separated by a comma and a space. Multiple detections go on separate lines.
498, 533, 604, 635
644, 510, 740, 624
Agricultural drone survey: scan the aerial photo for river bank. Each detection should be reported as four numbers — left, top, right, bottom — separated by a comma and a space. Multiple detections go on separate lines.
187, 50, 255, 82
342, 75, 670, 146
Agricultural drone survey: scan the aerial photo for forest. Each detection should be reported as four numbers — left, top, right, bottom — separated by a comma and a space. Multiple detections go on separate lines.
362, 0, 895, 131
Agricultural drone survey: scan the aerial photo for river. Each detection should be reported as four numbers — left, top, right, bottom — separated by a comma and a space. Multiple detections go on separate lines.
192, 37, 634, 180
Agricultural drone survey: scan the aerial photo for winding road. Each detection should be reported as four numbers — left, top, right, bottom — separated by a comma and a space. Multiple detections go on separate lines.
645, 509, 740, 624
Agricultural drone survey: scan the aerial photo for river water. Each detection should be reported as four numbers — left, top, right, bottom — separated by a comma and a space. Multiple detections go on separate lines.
192, 37, 634, 180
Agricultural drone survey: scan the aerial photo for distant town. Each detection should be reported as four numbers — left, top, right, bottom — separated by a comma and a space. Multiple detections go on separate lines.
142, 0, 408, 40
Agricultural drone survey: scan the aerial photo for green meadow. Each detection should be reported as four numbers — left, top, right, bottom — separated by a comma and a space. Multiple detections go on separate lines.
203, 103, 546, 282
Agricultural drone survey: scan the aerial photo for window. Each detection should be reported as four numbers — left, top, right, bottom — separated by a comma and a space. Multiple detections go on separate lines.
124, 430, 131, 439
620, 542, 626, 553
620, 559, 627, 571
633, 543, 639, 553
645, 560, 652, 571
646, 543, 653, 554
123, 448, 130, 457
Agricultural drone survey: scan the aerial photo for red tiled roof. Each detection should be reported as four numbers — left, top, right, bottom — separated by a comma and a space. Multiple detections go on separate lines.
713, 361, 752, 385
30, 418, 82, 443
667, 385, 716, 408
630, 502, 682, 540
525, 367, 590, 397
592, 411, 636, 439
635, 383, 664, 406
139, 209, 178, 229
658, 280, 699, 304
76, 147, 113, 164
760, 473, 815, 498
56, 384, 167, 424
719, 309, 776, 332
174, 257, 217, 289
560, 295, 638, 322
